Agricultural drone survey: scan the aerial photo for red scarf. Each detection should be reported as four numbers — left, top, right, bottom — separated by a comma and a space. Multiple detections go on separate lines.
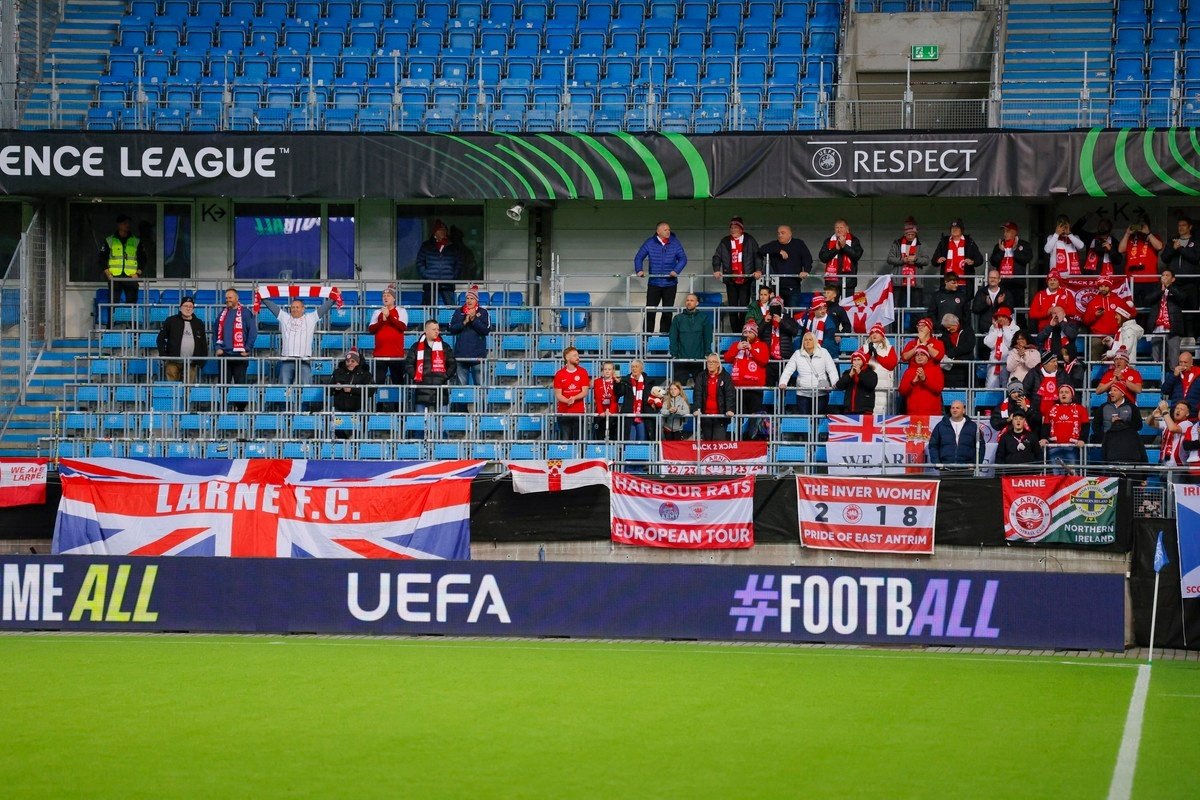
899, 239, 919, 287
770, 322, 782, 358
992, 330, 1005, 375
811, 314, 826, 343
1084, 239, 1113, 273
413, 336, 446, 382
1053, 240, 1080, 273
945, 236, 967, 275
1181, 369, 1199, 398
1126, 233, 1154, 269
999, 238, 1016, 276
704, 374, 719, 414
730, 237, 745, 283
850, 306, 869, 333
1156, 291, 1172, 331
217, 305, 245, 352
630, 373, 645, 421
825, 234, 853, 277
1162, 422, 1189, 464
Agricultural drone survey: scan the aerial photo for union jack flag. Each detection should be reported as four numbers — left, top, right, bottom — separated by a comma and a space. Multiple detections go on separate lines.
827, 415, 912, 443
52, 458, 484, 560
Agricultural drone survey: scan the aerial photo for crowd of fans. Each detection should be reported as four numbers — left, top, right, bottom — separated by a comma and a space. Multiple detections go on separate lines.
110, 210, 1200, 466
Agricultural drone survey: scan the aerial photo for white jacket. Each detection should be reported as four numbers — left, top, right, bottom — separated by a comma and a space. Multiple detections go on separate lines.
779, 347, 840, 391
868, 340, 896, 391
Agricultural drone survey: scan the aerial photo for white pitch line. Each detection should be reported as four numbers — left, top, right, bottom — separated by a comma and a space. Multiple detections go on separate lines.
1107, 663, 1151, 800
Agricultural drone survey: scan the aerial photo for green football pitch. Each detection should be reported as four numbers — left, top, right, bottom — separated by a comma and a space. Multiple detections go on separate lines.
1, 635, 1196, 799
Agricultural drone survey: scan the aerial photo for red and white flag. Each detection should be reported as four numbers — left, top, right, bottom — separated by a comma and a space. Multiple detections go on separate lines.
796, 476, 939, 554
254, 284, 343, 313
839, 274, 895, 334
610, 472, 754, 549
1061, 274, 1132, 315
506, 459, 610, 494
0, 458, 47, 508
661, 440, 768, 475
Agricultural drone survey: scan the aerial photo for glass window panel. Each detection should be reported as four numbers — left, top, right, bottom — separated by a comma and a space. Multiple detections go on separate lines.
69, 202, 158, 282
395, 205, 484, 283
233, 203, 321, 281
162, 203, 192, 279
327, 203, 356, 281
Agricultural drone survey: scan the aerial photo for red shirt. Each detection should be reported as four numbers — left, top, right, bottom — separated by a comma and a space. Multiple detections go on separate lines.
593, 377, 619, 414
554, 366, 590, 414
724, 340, 769, 387
1124, 232, 1159, 281
704, 374, 720, 414
1099, 366, 1143, 390
1046, 403, 1088, 444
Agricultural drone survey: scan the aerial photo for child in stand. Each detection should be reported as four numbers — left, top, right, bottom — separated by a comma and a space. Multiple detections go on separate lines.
661, 381, 690, 440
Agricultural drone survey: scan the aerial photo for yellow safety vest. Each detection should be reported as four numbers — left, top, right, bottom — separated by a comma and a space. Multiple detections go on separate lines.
106, 235, 140, 278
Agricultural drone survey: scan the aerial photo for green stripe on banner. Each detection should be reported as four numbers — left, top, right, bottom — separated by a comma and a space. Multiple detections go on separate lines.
612, 132, 668, 200
661, 132, 712, 199
443, 134, 535, 198
1114, 129, 1155, 198
569, 132, 634, 200
1079, 128, 1106, 198
1167, 128, 1200, 183
495, 143, 556, 200
380, 135, 494, 196
535, 134, 604, 199
1143, 129, 1200, 196
460, 151, 518, 198
497, 134, 578, 199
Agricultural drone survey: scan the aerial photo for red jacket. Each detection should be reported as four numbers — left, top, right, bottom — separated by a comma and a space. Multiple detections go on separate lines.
900, 337, 945, 363
898, 362, 945, 415
1083, 293, 1135, 337
724, 339, 770, 387
1029, 288, 1079, 331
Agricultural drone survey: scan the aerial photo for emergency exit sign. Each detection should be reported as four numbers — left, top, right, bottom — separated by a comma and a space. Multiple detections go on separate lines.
910, 45, 940, 61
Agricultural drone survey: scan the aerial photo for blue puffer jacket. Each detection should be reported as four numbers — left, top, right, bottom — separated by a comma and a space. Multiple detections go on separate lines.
927, 416, 981, 465
415, 239, 462, 281
633, 233, 687, 287
448, 306, 492, 359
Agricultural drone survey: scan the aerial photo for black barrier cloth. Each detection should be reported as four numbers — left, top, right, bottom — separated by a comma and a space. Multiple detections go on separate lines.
1130, 519, 1200, 650
470, 475, 1133, 552
1, 129, 1197, 199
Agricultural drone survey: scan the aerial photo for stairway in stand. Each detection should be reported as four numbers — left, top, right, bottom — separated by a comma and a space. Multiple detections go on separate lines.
0, 339, 87, 458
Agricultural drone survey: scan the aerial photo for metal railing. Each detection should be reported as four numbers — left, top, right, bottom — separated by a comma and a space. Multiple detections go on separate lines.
0, 209, 47, 435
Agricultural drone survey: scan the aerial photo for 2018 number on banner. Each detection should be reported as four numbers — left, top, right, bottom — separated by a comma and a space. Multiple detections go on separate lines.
795, 477, 939, 555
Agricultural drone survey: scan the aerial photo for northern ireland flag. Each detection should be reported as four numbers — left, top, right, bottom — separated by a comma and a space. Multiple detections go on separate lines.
0, 458, 48, 507
839, 274, 895, 334
506, 459, 610, 493
52, 458, 484, 559
610, 472, 754, 549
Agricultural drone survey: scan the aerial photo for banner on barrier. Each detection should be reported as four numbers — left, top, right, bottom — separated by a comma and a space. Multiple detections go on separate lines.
610, 472, 755, 549
825, 416, 939, 475
52, 458, 484, 559
506, 459, 610, 493
0, 458, 48, 508
660, 440, 768, 475
796, 476, 939, 554
1001, 475, 1118, 546
1171, 483, 1200, 598
0, 556, 1125, 650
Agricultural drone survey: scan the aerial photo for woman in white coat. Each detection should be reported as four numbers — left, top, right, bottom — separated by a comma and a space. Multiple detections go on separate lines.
779, 331, 841, 416
865, 323, 898, 415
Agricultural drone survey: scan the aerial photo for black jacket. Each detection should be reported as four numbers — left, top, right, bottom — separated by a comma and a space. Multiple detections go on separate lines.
926, 287, 969, 332
757, 238, 812, 276
156, 313, 209, 361
970, 285, 1019, 331
834, 365, 877, 413
995, 428, 1043, 466
938, 326, 976, 388
758, 314, 800, 362
712, 233, 763, 283
329, 360, 372, 412
1161, 235, 1199, 276
987, 237, 1034, 277
932, 234, 984, 276
1099, 401, 1148, 463
1143, 286, 1188, 332
692, 368, 736, 415
1083, 236, 1125, 273
405, 336, 457, 407
816, 236, 864, 276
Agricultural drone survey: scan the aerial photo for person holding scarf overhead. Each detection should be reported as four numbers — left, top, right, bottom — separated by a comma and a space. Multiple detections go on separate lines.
712, 216, 762, 333
405, 319, 456, 412
817, 218, 863, 294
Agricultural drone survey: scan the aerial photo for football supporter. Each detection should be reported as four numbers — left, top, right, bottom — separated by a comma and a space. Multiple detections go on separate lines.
553, 346, 590, 439
1144, 268, 1187, 370
633, 220, 687, 334
835, 350, 878, 414
1082, 277, 1137, 360
660, 381, 691, 441
1023, 350, 1067, 418
865, 324, 899, 415
1001, 329, 1040, 386
692, 353, 735, 440
971, 269, 1019, 334
886, 216, 929, 308
927, 400, 981, 467
668, 292, 714, 385
712, 216, 762, 333
447, 284, 492, 386
260, 291, 334, 386
619, 359, 657, 442
1028, 271, 1079, 332
932, 218, 983, 280
901, 317, 946, 363
214, 288, 256, 390
993, 381, 1042, 436
898, 345, 945, 416
798, 295, 842, 363
757, 224, 813, 308
1083, 218, 1124, 275
937, 313, 975, 389
592, 361, 623, 441
405, 319, 456, 412
1161, 350, 1200, 409
329, 350, 371, 439
988, 222, 1033, 308
368, 287, 408, 389
1119, 215, 1164, 304
1099, 384, 1148, 464
1095, 347, 1143, 397
745, 285, 775, 327
926, 272, 969, 332
817, 218, 863, 293
1040, 384, 1088, 468
1162, 216, 1198, 334
1043, 215, 1086, 276
778, 331, 841, 416
994, 410, 1042, 469
758, 296, 799, 387
725, 321, 770, 425
156, 295, 207, 384
1150, 400, 1195, 467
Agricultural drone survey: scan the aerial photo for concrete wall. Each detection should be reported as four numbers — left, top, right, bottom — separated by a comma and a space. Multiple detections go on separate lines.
847, 10, 997, 75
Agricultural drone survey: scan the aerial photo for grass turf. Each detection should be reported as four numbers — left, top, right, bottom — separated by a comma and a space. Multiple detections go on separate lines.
0, 635, 1197, 799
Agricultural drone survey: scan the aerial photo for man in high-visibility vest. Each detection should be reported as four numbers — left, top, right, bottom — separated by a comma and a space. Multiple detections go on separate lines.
98, 214, 147, 306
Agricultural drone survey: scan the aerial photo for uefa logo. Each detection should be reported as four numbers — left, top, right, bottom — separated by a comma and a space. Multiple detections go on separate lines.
659, 502, 680, 521
812, 146, 842, 178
